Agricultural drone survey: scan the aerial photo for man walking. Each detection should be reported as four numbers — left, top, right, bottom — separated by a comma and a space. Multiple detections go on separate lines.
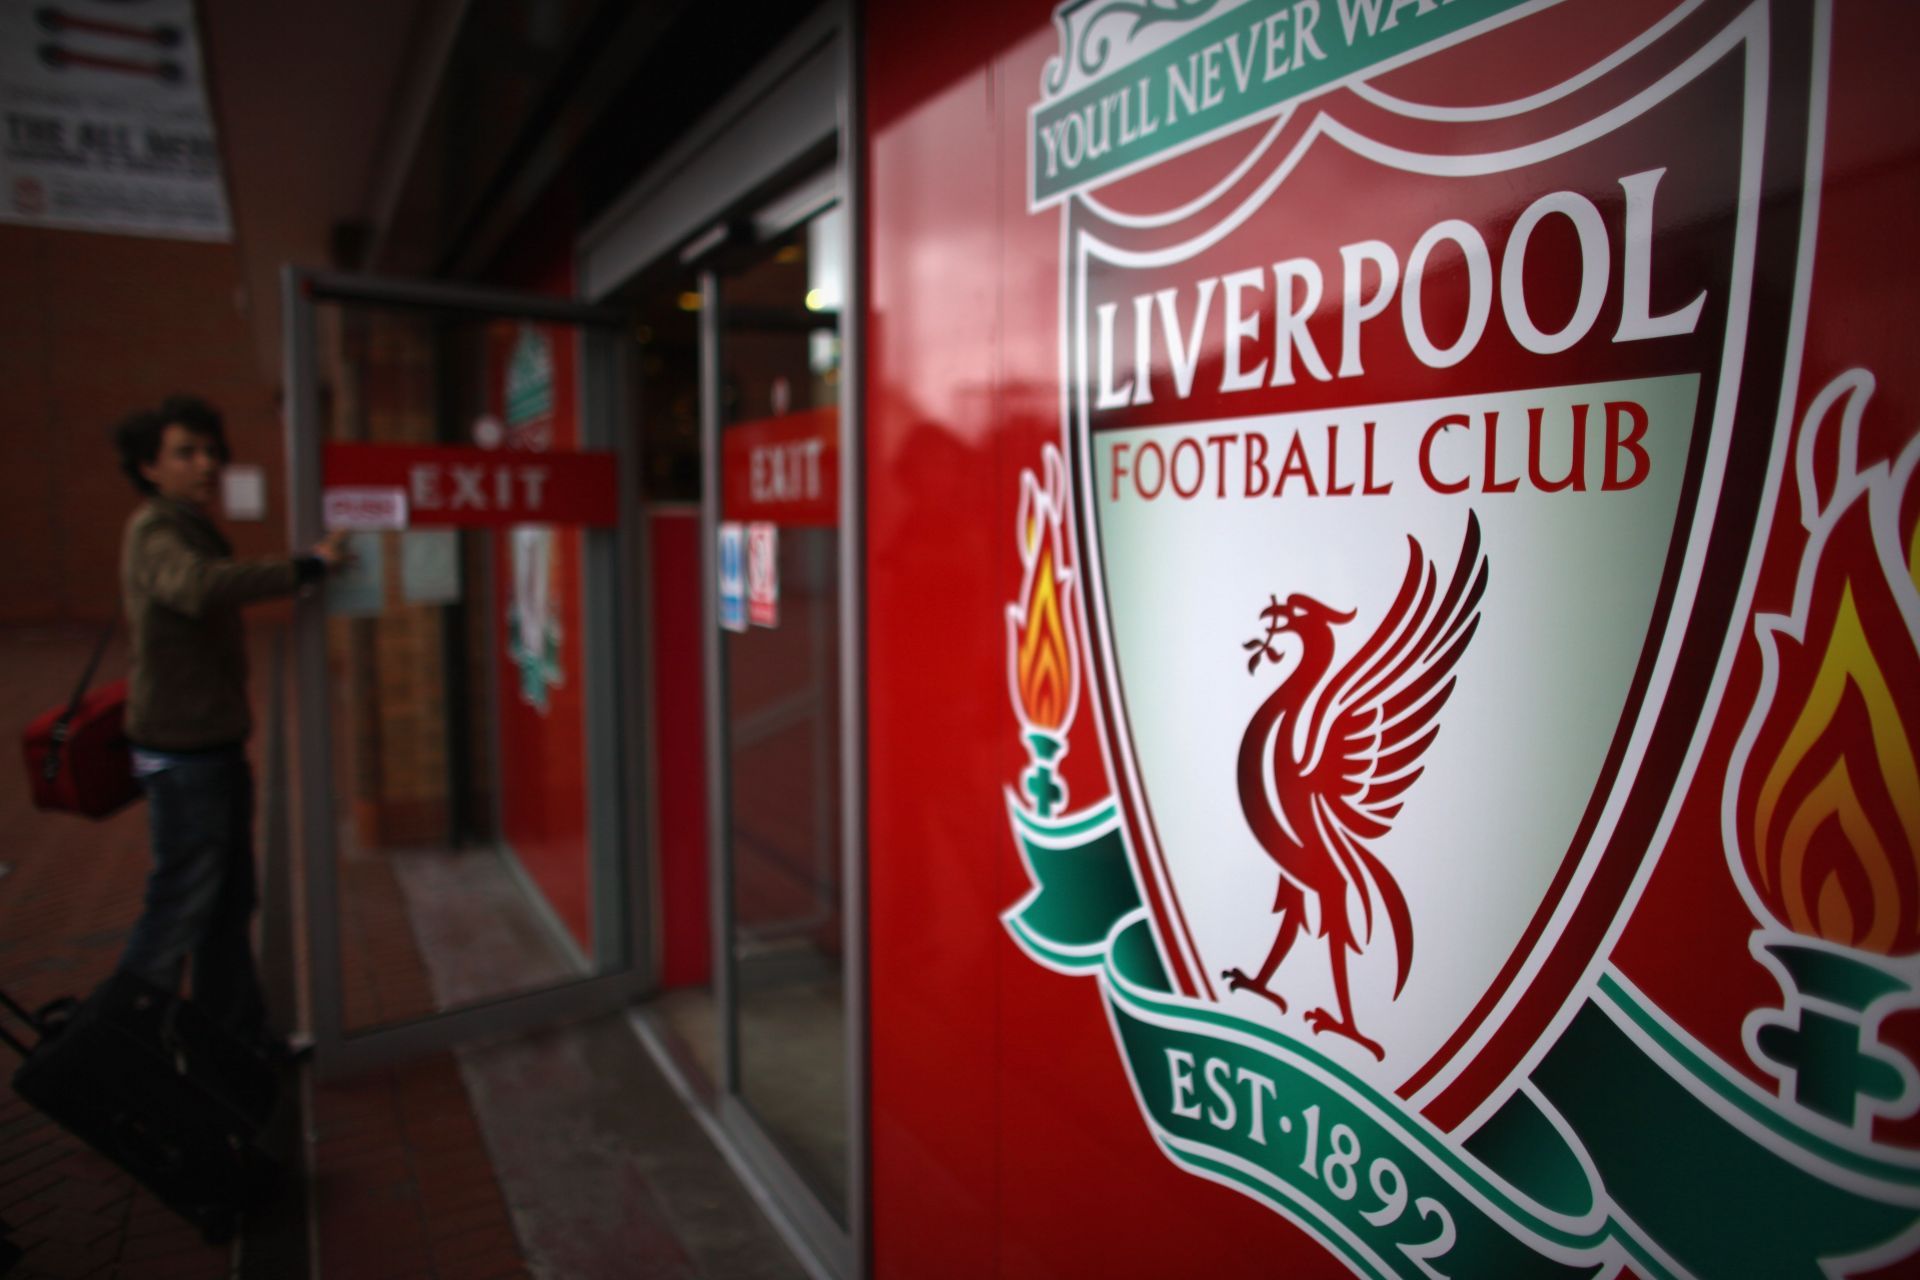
114, 394, 346, 1053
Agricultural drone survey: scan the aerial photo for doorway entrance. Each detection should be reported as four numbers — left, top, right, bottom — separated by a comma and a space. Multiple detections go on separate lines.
582, 10, 863, 1274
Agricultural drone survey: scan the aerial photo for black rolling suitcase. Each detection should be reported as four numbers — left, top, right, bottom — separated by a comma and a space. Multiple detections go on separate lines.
0, 971, 283, 1243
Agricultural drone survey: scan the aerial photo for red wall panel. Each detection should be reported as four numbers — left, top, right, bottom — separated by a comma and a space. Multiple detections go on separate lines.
865, 7, 1339, 1275
649, 510, 712, 987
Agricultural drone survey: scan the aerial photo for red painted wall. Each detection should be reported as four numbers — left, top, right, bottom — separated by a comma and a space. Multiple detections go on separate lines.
865, 9, 1312, 1274
864, 2, 1920, 1276
650, 510, 712, 987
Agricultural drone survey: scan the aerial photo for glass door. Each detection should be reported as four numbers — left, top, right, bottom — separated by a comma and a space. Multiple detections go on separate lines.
571, 13, 862, 1271
284, 270, 650, 1075
710, 197, 848, 1221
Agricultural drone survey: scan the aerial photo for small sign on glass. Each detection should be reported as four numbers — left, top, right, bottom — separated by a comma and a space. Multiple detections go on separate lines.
718, 522, 746, 633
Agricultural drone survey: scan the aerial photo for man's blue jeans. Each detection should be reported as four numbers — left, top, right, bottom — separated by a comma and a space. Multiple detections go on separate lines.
119, 748, 268, 1037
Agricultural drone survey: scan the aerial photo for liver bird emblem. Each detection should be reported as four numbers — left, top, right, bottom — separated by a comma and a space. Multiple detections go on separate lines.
1224, 512, 1489, 1061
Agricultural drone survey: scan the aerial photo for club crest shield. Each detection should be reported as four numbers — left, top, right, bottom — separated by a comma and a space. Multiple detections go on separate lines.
1002, 1, 1920, 1275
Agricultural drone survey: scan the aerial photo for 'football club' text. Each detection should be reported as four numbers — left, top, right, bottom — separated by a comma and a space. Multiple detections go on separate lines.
1105, 395, 1654, 500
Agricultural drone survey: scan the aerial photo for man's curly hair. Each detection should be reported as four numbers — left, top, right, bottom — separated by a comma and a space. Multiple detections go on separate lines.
114, 395, 230, 495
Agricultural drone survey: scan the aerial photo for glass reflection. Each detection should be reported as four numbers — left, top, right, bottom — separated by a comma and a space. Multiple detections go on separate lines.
719, 200, 848, 1223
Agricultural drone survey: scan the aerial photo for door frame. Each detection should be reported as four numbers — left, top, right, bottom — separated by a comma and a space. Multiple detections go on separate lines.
282, 267, 652, 1079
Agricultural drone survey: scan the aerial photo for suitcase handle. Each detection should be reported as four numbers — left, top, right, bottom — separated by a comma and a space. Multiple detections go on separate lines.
0, 989, 76, 1058
0, 988, 41, 1057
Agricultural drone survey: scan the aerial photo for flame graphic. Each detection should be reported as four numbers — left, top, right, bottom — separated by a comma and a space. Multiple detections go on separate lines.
1008, 446, 1080, 734
1746, 579, 1920, 950
1733, 372, 1920, 955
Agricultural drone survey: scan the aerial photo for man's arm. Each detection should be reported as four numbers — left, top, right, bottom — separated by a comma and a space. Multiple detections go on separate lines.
136, 524, 336, 616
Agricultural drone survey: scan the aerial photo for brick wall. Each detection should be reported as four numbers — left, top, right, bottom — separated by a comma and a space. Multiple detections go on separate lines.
0, 222, 468, 847
327, 310, 454, 848
0, 223, 288, 624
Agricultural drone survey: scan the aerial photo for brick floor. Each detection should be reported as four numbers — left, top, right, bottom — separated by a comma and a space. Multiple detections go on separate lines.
0, 624, 529, 1279
308, 1057, 530, 1280
339, 849, 439, 1029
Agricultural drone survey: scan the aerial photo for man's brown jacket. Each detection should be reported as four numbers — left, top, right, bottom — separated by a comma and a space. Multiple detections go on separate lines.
120, 497, 303, 751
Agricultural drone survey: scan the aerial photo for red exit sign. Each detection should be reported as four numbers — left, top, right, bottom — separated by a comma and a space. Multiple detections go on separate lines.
323, 442, 619, 528
722, 406, 839, 527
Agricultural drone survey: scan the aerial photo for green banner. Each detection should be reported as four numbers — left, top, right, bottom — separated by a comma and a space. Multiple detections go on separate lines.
1030, 0, 1535, 205
1004, 798, 1920, 1278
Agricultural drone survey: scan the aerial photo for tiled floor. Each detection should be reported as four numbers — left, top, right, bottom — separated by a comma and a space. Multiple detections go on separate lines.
306, 1056, 526, 1279
368, 841, 808, 1279
463, 1015, 807, 1280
